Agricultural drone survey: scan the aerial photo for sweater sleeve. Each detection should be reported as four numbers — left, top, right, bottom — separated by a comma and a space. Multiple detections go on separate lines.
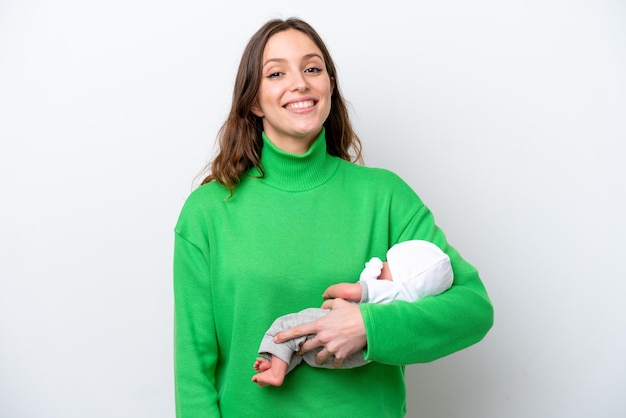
360, 178, 494, 364
174, 231, 220, 417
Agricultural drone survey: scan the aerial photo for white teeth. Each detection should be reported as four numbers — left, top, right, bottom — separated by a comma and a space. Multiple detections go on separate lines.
287, 100, 314, 110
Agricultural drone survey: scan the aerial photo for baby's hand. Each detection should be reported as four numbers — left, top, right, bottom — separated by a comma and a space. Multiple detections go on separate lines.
322, 282, 362, 302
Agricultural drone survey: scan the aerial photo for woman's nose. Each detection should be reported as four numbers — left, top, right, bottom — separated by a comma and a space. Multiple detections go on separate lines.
290, 72, 309, 92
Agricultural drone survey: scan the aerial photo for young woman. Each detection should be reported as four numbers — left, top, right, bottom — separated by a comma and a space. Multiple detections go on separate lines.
174, 17, 493, 417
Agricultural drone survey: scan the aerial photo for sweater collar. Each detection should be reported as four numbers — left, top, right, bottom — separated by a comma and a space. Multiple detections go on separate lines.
253, 128, 339, 192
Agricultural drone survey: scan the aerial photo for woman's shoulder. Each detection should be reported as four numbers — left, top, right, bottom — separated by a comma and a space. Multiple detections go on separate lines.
188, 180, 230, 200
176, 181, 229, 222
336, 160, 423, 206
184, 180, 228, 204
338, 160, 409, 186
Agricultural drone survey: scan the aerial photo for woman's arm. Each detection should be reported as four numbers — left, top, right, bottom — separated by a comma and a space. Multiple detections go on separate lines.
361, 197, 493, 364
275, 176, 493, 366
174, 232, 220, 417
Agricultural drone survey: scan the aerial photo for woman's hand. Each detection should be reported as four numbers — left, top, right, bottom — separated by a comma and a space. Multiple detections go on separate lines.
273, 298, 367, 368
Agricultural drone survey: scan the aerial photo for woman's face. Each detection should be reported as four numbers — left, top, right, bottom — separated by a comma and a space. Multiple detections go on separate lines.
252, 29, 333, 154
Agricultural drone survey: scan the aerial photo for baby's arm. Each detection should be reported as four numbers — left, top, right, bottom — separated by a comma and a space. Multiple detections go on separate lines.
322, 282, 363, 302
323, 262, 392, 301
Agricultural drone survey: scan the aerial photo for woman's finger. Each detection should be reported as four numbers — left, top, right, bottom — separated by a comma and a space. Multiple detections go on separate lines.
313, 347, 345, 368
314, 347, 332, 365
297, 336, 322, 355
333, 356, 344, 368
321, 298, 335, 309
274, 320, 319, 344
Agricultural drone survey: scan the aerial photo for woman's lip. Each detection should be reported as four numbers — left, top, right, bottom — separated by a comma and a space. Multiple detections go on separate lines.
284, 99, 317, 110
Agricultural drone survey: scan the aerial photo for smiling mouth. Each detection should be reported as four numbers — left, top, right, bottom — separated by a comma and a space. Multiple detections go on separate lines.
285, 100, 316, 110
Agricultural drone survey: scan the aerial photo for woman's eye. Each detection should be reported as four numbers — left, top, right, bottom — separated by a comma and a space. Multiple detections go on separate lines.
305, 67, 322, 74
267, 72, 282, 79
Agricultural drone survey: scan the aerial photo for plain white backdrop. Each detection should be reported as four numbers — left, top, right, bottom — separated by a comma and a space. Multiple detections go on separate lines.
1, 1, 624, 417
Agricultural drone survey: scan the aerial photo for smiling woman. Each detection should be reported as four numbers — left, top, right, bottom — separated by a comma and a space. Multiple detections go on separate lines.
173, 17, 493, 418
251, 29, 334, 153
199, 18, 360, 193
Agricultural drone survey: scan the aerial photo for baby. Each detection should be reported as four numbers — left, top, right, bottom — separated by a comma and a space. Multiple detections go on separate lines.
252, 240, 454, 386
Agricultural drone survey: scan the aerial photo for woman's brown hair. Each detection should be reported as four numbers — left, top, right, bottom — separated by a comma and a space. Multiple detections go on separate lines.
199, 18, 362, 191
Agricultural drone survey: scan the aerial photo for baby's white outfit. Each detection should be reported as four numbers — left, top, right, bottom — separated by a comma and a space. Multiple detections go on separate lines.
359, 240, 453, 303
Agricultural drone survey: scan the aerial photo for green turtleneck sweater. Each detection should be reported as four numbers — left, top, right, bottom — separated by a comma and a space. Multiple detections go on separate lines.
174, 130, 493, 417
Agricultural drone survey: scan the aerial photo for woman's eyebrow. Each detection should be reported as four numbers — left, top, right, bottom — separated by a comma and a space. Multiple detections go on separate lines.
302, 53, 323, 61
262, 53, 323, 68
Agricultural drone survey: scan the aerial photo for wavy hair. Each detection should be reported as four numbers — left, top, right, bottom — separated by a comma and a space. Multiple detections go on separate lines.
199, 18, 362, 191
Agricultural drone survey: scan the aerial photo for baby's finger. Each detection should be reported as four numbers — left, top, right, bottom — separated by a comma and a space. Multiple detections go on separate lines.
322, 284, 338, 299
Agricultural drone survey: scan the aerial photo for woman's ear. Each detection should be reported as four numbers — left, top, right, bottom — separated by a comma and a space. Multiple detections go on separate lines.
251, 102, 264, 117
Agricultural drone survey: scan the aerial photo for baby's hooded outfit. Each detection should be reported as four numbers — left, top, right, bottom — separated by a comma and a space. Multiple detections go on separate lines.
359, 240, 453, 304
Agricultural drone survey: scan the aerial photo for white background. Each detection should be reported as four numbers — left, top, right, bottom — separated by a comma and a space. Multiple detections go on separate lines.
1, 1, 625, 417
